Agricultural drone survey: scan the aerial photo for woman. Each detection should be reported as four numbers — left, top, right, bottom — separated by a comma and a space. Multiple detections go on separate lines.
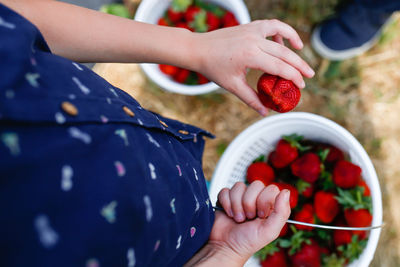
0, 0, 314, 266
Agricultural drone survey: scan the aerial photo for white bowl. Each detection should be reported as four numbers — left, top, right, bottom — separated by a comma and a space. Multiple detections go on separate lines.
134, 0, 251, 95
209, 112, 382, 267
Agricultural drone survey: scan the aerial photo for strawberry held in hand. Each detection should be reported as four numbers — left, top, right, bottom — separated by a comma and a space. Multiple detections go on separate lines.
257, 74, 301, 113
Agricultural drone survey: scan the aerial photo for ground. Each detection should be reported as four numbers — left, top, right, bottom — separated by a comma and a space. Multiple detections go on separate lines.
91, 0, 400, 265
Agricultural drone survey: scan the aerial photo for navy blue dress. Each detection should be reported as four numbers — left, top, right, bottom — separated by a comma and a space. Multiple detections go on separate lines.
0, 3, 214, 267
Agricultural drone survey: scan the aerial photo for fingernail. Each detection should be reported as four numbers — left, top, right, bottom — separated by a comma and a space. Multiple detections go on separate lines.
259, 108, 268, 117
308, 68, 315, 77
228, 209, 234, 217
235, 212, 245, 222
298, 40, 304, 49
284, 189, 291, 202
258, 210, 265, 218
246, 212, 255, 219
300, 80, 305, 88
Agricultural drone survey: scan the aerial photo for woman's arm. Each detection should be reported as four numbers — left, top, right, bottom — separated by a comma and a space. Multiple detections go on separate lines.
1, 0, 196, 66
1, 0, 314, 115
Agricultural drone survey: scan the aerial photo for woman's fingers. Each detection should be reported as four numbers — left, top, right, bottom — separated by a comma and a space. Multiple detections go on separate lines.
272, 34, 284, 45
256, 184, 280, 219
259, 189, 291, 243
228, 77, 268, 116
217, 188, 233, 218
250, 52, 305, 89
259, 40, 315, 78
218, 182, 282, 220
242, 181, 266, 219
229, 182, 247, 222
259, 19, 303, 50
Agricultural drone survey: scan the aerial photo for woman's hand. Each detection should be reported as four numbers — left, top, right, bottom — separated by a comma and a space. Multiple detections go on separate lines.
211, 181, 291, 261
191, 20, 315, 116
185, 181, 290, 266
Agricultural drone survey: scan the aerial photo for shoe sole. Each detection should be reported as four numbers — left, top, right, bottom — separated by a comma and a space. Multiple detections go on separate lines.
311, 23, 386, 61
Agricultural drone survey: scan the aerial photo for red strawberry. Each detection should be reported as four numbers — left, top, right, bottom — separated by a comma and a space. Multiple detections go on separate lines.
246, 162, 275, 186
333, 160, 361, 188
261, 249, 288, 267
257, 74, 301, 113
175, 22, 191, 31
159, 64, 179, 76
357, 179, 371, 196
167, 7, 183, 23
291, 240, 321, 267
221, 11, 239, 27
294, 203, 315, 231
173, 68, 190, 83
184, 6, 201, 22
291, 153, 321, 183
223, 17, 239, 27
206, 11, 220, 31
314, 191, 340, 223
336, 187, 372, 239
326, 146, 345, 163
279, 223, 289, 237
197, 73, 209, 84
333, 229, 353, 247
272, 182, 298, 209
319, 247, 330, 256
344, 208, 372, 240
269, 140, 298, 168
258, 240, 288, 267
297, 179, 315, 198
157, 17, 169, 26
344, 208, 372, 228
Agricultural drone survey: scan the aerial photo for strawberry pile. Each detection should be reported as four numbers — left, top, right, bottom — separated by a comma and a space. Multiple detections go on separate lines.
246, 134, 373, 267
157, 0, 239, 85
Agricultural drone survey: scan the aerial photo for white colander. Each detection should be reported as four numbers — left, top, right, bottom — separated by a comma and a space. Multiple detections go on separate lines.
209, 112, 382, 267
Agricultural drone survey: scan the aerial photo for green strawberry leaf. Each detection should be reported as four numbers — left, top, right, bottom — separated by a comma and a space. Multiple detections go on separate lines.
296, 179, 311, 194
339, 235, 368, 263
255, 239, 280, 260
194, 0, 223, 16
318, 148, 330, 162
189, 9, 208, 32
281, 226, 311, 256
319, 170, 335, 191
185, 71, 199, 85
279, 239, 292, 248
282, 134, 311, 152
316, 228, 332, 242
100, 4, 131, 18
253, 154, 266, 163
171, 0, 193, 12
336, 188, 372, 212
322, 253, 346, 267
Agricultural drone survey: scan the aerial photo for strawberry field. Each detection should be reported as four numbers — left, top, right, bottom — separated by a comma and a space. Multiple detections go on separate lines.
94, 0, 400, 266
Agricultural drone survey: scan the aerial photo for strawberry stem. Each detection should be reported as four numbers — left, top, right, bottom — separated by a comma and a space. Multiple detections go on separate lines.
255, 239, 280, 260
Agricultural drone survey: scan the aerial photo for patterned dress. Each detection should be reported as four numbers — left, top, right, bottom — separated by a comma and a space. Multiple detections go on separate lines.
0, 3, 214, 267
